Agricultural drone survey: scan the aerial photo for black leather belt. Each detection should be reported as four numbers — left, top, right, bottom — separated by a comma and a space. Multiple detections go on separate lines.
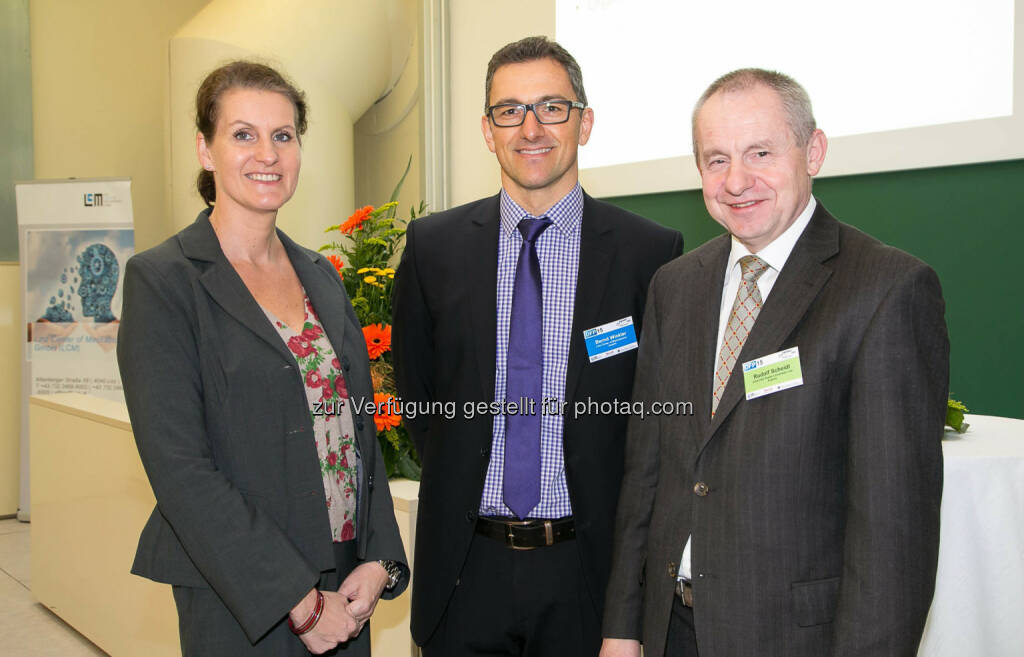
675, 580, 694, 607
475, 516, 576, 550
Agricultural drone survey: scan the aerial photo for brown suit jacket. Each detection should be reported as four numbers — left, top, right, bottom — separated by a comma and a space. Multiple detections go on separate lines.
603, 203, 948, 657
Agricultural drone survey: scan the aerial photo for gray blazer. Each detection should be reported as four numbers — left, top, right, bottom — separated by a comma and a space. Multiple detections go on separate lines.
603, 204, 949, 657
118, 209, 408, 643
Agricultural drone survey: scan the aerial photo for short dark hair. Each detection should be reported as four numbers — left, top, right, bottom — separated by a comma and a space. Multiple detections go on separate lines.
194, 60, 308, 207
692, 68, 816, 156
484, 36, 587, 110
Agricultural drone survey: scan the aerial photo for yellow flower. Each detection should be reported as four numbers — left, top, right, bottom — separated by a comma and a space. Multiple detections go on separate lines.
381, 268, 395, 275
388, 273, 395, 279
364, 276, 377, 284
357, 267, 371, 274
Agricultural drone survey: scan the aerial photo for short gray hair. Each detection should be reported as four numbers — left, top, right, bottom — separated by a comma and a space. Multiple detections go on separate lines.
484, 36, 587, 110
691, 68, 816, 156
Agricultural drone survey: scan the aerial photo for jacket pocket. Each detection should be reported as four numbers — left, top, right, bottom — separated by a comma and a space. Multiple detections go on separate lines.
791, 576, 840, 627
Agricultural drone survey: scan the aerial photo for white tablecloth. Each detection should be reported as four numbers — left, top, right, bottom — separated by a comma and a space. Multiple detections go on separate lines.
919, 414, 1024, 657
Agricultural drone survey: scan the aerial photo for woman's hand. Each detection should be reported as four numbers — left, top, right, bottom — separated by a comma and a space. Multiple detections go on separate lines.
290, 588, 362, 654
600, 638, 642, 657
337, 561, 390, 622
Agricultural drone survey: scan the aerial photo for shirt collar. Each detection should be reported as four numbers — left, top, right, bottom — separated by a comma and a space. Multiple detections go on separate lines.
725, 196, 817, 275
499, 184, 584, 238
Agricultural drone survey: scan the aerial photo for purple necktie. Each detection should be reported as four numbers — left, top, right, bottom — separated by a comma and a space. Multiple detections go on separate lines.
503, 216, 552, 519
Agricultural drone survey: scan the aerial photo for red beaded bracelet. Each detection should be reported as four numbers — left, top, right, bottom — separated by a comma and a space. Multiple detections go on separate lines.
288, 589, 324, 635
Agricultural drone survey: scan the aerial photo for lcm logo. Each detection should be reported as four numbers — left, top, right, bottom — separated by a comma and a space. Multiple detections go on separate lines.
83, 193, 104, 207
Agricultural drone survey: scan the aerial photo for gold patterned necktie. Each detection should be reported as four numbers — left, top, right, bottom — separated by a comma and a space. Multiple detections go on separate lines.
712, 255, 769, 416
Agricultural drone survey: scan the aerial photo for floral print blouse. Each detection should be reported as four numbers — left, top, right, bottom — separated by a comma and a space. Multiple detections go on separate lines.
262, 295, 359, 542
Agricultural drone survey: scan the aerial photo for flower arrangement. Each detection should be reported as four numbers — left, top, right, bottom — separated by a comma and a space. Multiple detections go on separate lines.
320, 160, 425, 479
946, 397, 969, 434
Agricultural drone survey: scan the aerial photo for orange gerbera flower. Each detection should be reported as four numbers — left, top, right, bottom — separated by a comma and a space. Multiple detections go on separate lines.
373, 392, 402, 432
362, 323, 392, 360
327, 254, 344, 278
340, 205, 374, 234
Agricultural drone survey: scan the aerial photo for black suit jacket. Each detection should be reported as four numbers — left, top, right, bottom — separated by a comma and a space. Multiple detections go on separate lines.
392, 191, 683, 644
118, 209, 408, 643
603, 204, 949, 657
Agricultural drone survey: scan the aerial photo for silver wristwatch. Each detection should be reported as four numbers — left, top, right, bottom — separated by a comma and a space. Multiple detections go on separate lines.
377, 559, 401, 590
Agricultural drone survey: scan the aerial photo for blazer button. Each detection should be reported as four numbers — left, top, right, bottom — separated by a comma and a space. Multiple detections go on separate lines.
368, 473, 375, 491
466, 511, 476, 523
355, 417, 364, 431
693, 482, 709, 496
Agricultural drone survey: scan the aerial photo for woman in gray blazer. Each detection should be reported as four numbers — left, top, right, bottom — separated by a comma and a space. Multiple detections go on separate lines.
117, 61, 408, 656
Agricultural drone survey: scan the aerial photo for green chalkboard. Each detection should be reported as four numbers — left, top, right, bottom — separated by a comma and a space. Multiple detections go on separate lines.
605, 158, 1024, 419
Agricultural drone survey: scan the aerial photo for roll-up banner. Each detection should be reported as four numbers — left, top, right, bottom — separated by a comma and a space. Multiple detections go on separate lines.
15, 178, 134, 520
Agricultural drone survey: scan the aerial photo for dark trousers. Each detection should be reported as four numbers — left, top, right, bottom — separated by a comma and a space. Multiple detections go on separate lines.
664, 595, 699, 657
173, 541, 369, 656
421, 533, 601, 657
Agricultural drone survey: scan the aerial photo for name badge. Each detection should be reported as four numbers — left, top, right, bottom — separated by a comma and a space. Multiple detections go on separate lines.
583, 316, 639, 363
742, 347, 803, 400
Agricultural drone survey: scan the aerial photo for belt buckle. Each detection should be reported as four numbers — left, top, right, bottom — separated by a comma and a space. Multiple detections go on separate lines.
506, 520, 536, 551
504, 519, 555, 550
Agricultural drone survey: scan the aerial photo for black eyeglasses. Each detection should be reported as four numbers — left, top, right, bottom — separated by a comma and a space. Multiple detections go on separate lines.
487, 100, 586, 127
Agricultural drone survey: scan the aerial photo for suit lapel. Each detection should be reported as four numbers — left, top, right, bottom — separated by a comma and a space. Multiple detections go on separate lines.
180, 211, 294, 364
565, 194, 614, 403
467, 195, 502, 400
703, 205, 840, 447
280, 232, 350, 361
688, 237, 732, 437
280, 232, 384, 469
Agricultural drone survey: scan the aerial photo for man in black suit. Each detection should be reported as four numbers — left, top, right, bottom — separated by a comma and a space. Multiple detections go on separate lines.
601, 69, 949, 657
393, 36, 683, 657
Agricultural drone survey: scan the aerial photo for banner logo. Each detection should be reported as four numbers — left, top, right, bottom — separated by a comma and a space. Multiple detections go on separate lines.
83, 193, 104, 207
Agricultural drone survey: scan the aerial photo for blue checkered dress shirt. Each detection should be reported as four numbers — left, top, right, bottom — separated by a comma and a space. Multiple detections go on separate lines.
479, 184, 583, 519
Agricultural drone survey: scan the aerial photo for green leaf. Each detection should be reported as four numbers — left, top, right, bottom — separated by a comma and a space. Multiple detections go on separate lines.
396, 449, 421, 481
380, 438, 399, 479
388, 155, 413, 206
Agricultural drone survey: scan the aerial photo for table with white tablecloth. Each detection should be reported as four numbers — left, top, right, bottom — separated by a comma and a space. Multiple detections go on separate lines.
919, 414, 1024, 657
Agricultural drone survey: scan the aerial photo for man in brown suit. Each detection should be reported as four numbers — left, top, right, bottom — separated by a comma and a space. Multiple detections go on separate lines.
600, 69, 949, 657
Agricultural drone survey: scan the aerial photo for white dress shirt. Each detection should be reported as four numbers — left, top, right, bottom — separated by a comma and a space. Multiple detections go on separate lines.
679, 196, 817, 580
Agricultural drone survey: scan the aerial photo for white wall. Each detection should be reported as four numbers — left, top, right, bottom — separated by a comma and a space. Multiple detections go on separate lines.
0, 264, 20, 514
0, 0, 212, 517
447, 0, 553, 206
354, 0, 424, 218
168, 1, 413, 250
